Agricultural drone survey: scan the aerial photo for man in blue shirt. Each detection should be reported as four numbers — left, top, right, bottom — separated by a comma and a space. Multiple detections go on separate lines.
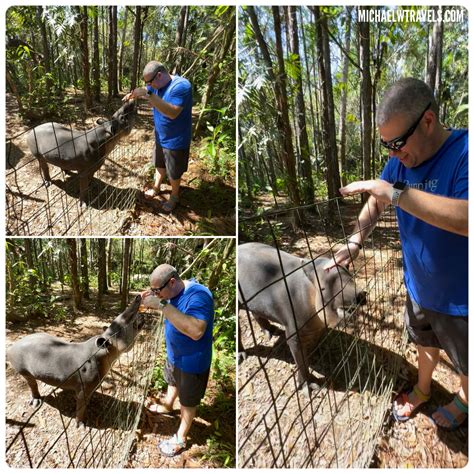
326, 78, 468, 431
123, 61, 192, 212
141, 264, 214, 456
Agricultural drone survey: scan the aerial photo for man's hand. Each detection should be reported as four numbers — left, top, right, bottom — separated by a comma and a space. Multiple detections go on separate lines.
122, 87, 147, 102
140, 291, 165, 310
340, 179, 393, 205
323, 242, 361, 271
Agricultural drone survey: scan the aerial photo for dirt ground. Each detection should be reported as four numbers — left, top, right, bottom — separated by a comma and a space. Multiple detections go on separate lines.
5, 93, 235, 236
5, 291, 236, 469
238, 196, 468, 468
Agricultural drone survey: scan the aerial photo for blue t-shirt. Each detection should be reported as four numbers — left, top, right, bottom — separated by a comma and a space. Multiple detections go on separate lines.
150, 75, 192, 150
165, 280, 214, 373
380, 129, 468, 316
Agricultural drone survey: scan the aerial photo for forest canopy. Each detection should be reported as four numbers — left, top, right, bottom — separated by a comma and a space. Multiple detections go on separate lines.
238, 5, 468, 209
6, 5, 236, 156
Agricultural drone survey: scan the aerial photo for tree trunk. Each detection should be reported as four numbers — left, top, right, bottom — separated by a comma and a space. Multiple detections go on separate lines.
36, 6, 52, 96
120, 239, 132, 311
299, 7, 318, 171
76, 6, 92, 109
288, 6, 314, 206
97, 239, 107, 309
425, 6, 443, 103
92, 6, 100, 102
173, 6, 188, 74
131, 6, 142, 90
313, 7, 341, 200
208, 240, 235, 291
6, 68, 24, 114
66, 239, 82, 311
80, 239, 90, 299
108, 6, 119, 99
358, 11, 372, 183
273, 6, 301, 206
247, 6, 300, 207
118, 7, 129, 92
338, 7, 352, 186
107, 238, 113, 288
23, 238, 36, 287
238, 124, 253, 202
194, 11, 235, 135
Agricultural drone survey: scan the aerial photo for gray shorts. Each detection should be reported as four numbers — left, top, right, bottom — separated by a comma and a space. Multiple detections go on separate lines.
404, 296, 468, 375
164, 359, 210, 407
153, 142, 189, 180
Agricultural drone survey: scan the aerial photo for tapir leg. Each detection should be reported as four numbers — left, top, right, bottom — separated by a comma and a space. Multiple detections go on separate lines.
22, 373, 42, 408
285, 327, 311, 389
75, 389, 89, 426
37, 157, 52, 186
254, 315, 282, 340
78, 175, 91, 205
238, 332, 247, 363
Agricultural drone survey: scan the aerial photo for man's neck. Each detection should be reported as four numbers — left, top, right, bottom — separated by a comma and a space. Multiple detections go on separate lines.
432, 126, 452, 152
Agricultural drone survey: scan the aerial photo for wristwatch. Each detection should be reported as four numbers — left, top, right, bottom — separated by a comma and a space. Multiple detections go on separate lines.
146, 89, 153, 97
391, 181, 407, 206
159, 299, 168, 309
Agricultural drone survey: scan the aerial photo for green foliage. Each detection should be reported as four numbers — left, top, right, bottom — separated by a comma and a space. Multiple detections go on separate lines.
200, 428, 235, 467
198, 107, 236, 179
239, 6, 468, 202
152, 350, 168, 391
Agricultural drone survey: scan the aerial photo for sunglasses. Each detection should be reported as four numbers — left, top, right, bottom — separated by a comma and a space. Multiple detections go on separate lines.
150, 276, 172, 295
144, 69, 160, 85
380, 102, 431, 151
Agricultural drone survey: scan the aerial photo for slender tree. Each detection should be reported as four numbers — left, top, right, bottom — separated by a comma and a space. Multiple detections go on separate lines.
80, 239, 90, 299
121, 239, 132, 310
92, 6, 100, 102
97, 238, 107, 309
426, 6, 443, 103
313, 6, 341, 199
108, 6, 119, 99
75, 6, 92, 109
288, 6, 314, 205
358, 9, 372, 182
66, 238, 82, 311
338, 7, 353, 186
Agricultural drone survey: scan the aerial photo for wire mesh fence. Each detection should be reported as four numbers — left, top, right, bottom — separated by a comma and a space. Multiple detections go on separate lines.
238, 197, 407, 468
6, 104, 154, 236
5, 307, 163, 468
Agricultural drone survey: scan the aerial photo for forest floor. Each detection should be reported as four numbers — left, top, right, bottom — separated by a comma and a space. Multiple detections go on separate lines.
238, 193, 468, 469
5, 92, 235, 236
5, 291, 235, 469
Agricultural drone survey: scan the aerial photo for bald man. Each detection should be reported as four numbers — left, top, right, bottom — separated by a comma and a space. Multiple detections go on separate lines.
326, 78, 468, 431
123, 62, 192, 212
141, 264, 214, 457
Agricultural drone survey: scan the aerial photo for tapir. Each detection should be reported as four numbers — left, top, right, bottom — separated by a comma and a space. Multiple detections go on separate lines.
238, 242, 366, 392
7, 294, 145, 426
26, 100, 136, 203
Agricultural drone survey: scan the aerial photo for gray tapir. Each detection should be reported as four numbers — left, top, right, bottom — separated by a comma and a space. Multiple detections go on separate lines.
7, 294, 145, 426
238, 242, 366, 392
26, 100, 136, 203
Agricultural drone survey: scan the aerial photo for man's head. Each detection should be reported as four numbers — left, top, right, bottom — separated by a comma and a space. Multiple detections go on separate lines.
143, 61, 171, 90
150, 264, 183, 299
377, 78, 446, 168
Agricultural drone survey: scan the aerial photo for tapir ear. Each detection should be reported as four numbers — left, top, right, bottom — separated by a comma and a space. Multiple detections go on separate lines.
96, 337, 111, 349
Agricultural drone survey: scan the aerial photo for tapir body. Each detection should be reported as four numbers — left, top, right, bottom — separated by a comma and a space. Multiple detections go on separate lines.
7, 294, 144, 425
238, 242, 366, 391
26, 100, 136, 202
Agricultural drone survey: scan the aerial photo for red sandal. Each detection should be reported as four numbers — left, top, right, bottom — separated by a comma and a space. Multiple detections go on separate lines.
392, 385, 430, 422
